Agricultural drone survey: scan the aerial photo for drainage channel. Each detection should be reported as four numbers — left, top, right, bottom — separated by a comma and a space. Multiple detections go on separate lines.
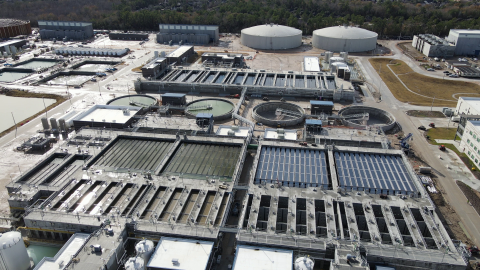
87, 182, 117, 215
371, 204, 392, 244
104, 183, 134, 214
141, 187, 167, 219
256, 195, 270, 231
391, 206, 415, 247
68, 181, 103, 213
315, 200, 328, 237
275, 197, 289, 233
51, 180, 87, 211
411, 208, 438, 249
158, 188, 183, 222
242, 194, 253, 229
177, 190, 199, 223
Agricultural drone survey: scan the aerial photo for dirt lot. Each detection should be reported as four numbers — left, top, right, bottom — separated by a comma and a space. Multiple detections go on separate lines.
457, 181, 480, 216
369, 58, 480, 107
406, 110, 446, 118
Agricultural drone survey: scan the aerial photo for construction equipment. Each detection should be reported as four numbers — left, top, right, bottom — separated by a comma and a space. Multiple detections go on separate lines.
439, 145, 446, 151
400, 133, 413, 149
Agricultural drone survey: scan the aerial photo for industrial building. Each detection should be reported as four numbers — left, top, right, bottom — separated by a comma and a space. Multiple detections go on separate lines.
459, 120, 480, 168
166, 45, 194, 64
142, 57, 168, 79
237, 139, 468, 270
411, 34, 455, 57
201, 52, 245, 68
157, 24, 219, 45
241, 24, 302, 50
161, 93, 187, 106
109, 32, 148, 40
54, 47, 129, 57
454, 96, 480, 116
38, 20, 93, 41
0, 19, 31, 38
135, 67, 355, 102
447, 29, 480, 56
310, 100, 334, 115
0, 39, 28, 54
453, 66, 480, 78
312, 26, 377, 52
71, 105, 142, 130
445, 60, 471, 70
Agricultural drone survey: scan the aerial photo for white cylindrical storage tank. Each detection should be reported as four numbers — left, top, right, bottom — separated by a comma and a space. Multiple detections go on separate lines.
313, 26, 377, 52
340, 51, 348, 61
330, 62, 347, 72
328, 57, 344, 65
135, 240, 154, 262
294, 257, 314, 270
0, 231, 30, 270
241, 24, 302, 50
124, 256, 145, 270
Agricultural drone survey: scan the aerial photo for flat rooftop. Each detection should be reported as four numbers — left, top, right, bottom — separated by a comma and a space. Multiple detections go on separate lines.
233, 245, 293, 270
76, 105, 140, 124
264, 128, 297, 140
450, 29, 480, 36
304, 56, 320, 72
147, 237, 213, 270
470, 120, 480, 132
216, 126, 250, 137
168, 46, 193, 58
34, 233, 90, 270
461, 97, 480, 109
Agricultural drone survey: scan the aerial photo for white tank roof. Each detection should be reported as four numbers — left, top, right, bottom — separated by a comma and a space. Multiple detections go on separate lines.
0, 231, 22, 248
125, 257, 144, 270
294, 257, 314, 270
135, 239, 154, 254
314, 26, 377, 39
242, 24, 302, 37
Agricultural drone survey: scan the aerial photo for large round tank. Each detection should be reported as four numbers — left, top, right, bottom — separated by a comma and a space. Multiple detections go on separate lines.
107, 94, 157, 107
241, 24, 302, 50
252, 102, 305, 127
313, 26, 377, 52
125, 256, 145, 270
185, 98, 234, 121
0, 231, 30, 270
135, 240, 154, 262
294, 257, 314, 270
338, 106, 396, 132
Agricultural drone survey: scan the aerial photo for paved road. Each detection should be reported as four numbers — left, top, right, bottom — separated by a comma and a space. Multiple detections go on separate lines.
356, 46, 480, 246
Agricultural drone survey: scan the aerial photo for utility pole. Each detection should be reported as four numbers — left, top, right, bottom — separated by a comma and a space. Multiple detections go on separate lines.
431, 95, 436, 111
11, 112, 17, 138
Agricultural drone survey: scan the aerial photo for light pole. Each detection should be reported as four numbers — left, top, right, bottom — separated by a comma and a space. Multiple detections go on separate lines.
11, 112, 17, 138
42, 97, 47, 118
431, 95, 436, 111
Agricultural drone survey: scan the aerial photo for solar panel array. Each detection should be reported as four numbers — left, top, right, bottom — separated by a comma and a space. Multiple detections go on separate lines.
334, 152, 416, 194
255, 146, 329, 188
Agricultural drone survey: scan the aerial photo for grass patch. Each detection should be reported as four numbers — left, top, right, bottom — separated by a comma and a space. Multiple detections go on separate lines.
369, 58, 480, 107
406, 110, 446, 118
131, 65, 143, 72
0, 90, 66, 138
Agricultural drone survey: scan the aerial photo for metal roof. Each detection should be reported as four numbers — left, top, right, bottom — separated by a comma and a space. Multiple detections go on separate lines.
310, 100, 334, 106
241, 24, 302, 37
305, 119, 323, 125
255, 146, 329, 188
159, 24, 218, 31
334, 151, 417, 194
38, 20, 92, 27
450, 29, 480, 36
167, 46, 193, 58
304, 56, 320, 72
313, 26, 377, 39
162, 93, 186, 98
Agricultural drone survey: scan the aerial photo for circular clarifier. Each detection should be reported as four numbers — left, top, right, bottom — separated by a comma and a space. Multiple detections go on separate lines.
185, 98, 234, 121
107, 94, 157, 107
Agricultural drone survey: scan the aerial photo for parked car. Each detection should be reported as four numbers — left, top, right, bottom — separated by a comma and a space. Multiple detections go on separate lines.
427, 68, 435, 71
449, 74, 459, 78
418, 126, 426, 131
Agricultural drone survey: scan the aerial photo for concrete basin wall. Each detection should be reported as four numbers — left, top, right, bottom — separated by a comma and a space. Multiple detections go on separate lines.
252, 102, 305, 126
338, 106, 396, 132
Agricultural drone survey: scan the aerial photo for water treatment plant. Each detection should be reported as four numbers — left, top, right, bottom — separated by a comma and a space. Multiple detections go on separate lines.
0, 23, 477, 270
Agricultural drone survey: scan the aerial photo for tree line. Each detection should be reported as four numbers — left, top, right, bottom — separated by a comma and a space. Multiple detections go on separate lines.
1, 0, 480, 38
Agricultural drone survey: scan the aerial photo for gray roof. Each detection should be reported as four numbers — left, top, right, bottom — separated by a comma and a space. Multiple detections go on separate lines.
38, 20, 92, 27
313, 26, 377, 39
241, 24, 302, 37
